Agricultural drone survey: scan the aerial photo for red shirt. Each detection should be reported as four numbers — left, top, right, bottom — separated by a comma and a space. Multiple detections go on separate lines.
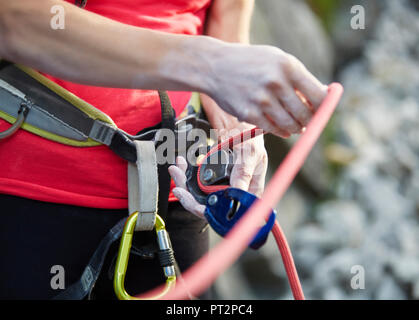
0, 0, 211, 208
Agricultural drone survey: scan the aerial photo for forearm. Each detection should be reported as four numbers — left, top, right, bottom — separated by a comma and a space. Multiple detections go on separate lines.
0, 0, 328, 137
0, 0, 220, 92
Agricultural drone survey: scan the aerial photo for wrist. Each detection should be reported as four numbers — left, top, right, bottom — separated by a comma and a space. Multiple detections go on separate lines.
155, 34, 228, 95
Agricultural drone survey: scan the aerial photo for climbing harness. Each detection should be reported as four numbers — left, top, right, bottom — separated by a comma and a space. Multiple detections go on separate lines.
0, 60, 185, 299
0, 59, 217, 300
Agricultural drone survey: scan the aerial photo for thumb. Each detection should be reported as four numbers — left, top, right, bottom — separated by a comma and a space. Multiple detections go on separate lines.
172, 187, 206, 219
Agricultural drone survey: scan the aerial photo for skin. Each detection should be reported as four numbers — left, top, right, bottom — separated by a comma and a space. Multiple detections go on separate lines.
0, 0, 328, 215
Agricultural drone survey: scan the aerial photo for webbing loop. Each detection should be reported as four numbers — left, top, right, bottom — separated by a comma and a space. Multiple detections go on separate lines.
128, 140, 159, 231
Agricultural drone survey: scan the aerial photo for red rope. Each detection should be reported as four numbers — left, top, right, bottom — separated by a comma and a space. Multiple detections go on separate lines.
197, 127, 262, 194
272, 220, 304, 300
197, 127, 305, 299
135, 83, 344, 300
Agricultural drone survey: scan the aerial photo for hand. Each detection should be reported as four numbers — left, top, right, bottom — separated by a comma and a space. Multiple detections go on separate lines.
201, 94, 268, 197
206, 43, 328, 138
169, 135, 268, 219
168, 95, 269, 218
169, 156, 206, 219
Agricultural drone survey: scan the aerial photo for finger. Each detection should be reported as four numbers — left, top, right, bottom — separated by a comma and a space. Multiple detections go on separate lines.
168, 165, 187, 190
288, 58, 328, 110
248, 157, 268, 198
172, 187, 206, 219
295, 89, 314, 113
275, 84, 314, 128
244, 102, 295, 137
230, 165, 254, 191
261, 98, 302, 134
176, 156, 188, 173
230, 148, 257, 191
262, 112, 291, 138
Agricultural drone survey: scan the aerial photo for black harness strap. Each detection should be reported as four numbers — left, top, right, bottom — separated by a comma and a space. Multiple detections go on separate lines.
155, 91, 176, 223
0, 60, 12, 70
75, 0, 87, 8
52, 218, 126, 300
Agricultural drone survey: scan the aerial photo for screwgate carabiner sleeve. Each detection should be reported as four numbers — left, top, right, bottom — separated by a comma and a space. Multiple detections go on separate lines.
113, 212, 176, 300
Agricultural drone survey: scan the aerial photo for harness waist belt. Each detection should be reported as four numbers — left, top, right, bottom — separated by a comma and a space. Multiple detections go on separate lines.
0, 62, 176, 163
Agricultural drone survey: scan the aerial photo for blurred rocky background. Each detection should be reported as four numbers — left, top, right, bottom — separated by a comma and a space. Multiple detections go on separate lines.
211, 0, 419, 300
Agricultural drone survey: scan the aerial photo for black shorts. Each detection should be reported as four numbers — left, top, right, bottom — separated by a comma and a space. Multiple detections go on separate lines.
0, 193, 210, 300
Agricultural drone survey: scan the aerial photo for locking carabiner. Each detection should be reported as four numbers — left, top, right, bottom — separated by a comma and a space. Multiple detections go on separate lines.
113, 212, 176, 300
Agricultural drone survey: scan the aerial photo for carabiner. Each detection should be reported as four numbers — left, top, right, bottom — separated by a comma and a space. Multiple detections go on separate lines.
113, 212, 176, 300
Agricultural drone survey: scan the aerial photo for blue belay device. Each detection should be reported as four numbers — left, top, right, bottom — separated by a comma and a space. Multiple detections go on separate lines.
204, 188, 277, 250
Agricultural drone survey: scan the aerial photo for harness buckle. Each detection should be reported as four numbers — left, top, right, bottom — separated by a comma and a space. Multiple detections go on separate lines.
113, 212, 176, 300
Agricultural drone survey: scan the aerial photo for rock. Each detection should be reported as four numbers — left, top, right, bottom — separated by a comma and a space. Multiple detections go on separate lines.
315, 200, 366, 247
251, 0, 334, 83
390, 255, 419, 284
324, 143, 358, 166
358, 175, 415, 219
293, 247, 324, 277
374, 276, 407, 300
366, 0, 419, 97
273, 185, 309, 236
211, 254, 257, 299
214, 0, 419, 300
293, 224, 337, 253
405, 169, 419, 210
286, 0, 419, 300
311, 249, 359, 289
322, 286, 348, 300
252, 0, 336, 196
331, 0, 382, 66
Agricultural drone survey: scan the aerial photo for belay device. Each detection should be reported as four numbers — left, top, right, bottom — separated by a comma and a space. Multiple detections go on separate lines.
205, 188, 277, 250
